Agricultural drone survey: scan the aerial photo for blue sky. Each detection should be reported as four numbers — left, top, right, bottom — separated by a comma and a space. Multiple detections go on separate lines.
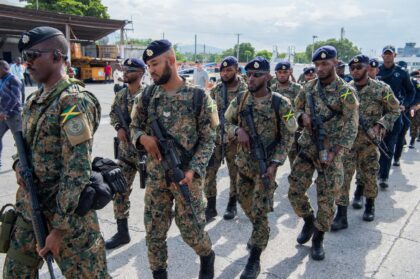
6, 0, 419, 56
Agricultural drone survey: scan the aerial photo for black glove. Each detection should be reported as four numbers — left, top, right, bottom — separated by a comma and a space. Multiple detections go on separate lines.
92, 157, 128, 194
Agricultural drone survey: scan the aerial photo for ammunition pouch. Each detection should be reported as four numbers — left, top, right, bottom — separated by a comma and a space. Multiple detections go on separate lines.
0, 204, 17, 253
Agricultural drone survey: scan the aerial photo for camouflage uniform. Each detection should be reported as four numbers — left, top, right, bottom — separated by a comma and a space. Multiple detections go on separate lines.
204, 78, 247, 199
130, 81, 216, 271
109, 86, 144, 219
288, 76, 359, 232
337, 79, 399, 206
270, 80, 302, 167
225, 90, 297, 249
3, 78, 110, 278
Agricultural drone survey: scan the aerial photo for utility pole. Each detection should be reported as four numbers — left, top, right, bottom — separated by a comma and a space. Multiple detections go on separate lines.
312, 35, 318, 57
162, 32, 165, 39
194, 34, 197, 62
340, 27, 345, 41
235, 33, 241, 61
203, 44, 206, 63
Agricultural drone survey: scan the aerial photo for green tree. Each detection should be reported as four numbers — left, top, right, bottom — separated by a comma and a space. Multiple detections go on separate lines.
295, 52, 311, 64
25, 0, 110, 19
255, 50, 272, 61
222, 42, 255, 63
305, 38, 361, 63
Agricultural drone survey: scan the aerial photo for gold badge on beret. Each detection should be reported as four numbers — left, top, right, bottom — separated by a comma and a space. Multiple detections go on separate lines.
223, 61, 228, 67
127, 59, 132, 65
254, 62, 260, 69
146, 49, 154, 57
22, 35, 30, 44
372, 62, 376, 67
354, 58, 359, 63
320, 52, 327, 59
282, 65, 286, 70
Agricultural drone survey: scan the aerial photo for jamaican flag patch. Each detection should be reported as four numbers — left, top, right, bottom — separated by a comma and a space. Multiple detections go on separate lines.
60, 105, 82, 125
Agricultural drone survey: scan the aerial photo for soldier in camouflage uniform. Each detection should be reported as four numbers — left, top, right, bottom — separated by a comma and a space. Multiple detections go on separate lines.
3, 27, 109, 278
204, 56, 247, 222
106, 58, 146, 249
271, 61, 302, 167
298, 66, 317, 85
288, 46, 359, 261
130, 40, 217, 279
331, 55, 400, 231
225, 57, 297, 279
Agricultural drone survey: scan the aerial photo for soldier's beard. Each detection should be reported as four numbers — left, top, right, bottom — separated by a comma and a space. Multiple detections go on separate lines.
155, 62, 172, 85
222, 75, 236, 85
249, 82, 265, 93
353, 69, 368, 82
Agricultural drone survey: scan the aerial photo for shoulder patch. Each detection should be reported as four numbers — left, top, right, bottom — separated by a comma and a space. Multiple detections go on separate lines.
63, 114, 92, 146
60, 104, 81, 124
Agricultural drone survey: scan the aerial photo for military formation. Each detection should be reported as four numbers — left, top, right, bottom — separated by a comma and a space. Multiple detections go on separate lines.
0, 25, 418, 279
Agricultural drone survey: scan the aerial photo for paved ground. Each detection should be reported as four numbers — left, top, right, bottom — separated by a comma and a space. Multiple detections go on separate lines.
0, 83, 418, 279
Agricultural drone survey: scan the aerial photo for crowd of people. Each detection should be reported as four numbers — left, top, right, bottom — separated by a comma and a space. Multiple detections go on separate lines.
0, 25, 419, 279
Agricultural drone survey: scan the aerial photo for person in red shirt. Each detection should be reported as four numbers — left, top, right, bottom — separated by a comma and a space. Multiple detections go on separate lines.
104, 62, 112, 82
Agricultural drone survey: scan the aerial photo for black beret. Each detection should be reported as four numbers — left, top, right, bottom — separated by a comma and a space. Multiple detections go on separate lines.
303, 66, 315, 75
143, 39, 172, 63
18, 26, 64, 52
275, 61, 291, 71
348, 55, 370, 67
312, 45, 337, 62
123, 58, 146, 69
369, 58, 379, 68
382, 45, 395, 54
245, 56, 270, 72
220, 56, 238, 71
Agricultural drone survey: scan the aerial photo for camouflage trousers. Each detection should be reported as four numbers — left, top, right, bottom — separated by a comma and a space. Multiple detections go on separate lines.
336, 135, 380, 206
288, 129, 302, 168
204, 143, 238, 199
236, 171, 277, 250
410, 109, 420, 139
144, 175, 212, 271
3, 211, 109, 278
113, 155, 139, 220
288, 145, 344, 232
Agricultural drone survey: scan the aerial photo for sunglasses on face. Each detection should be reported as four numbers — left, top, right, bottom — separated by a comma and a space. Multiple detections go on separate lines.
350, 64, 365, 71
22, 49, 56, 62
246, 72, 266, 78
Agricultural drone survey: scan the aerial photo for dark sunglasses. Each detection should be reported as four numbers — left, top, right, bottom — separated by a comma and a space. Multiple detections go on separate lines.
22, 49, 57, 62
350, 64, 365, 71
246, 72, 266, 78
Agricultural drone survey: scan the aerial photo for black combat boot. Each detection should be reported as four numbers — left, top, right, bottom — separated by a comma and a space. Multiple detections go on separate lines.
352, 183, 364, 209
311, 228, 325, 261
297, 214, 315, 244
223, 196, 237, 220
331, 205, 348, 231
240, 247, 262, 279
152, 269, 168, 279
205, 197, 218, 222
363, 198, 375, 221
409, 137, 415, 149
379, 178, 389, 189
105, 218, 131, 249
199, 250, 215, 279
